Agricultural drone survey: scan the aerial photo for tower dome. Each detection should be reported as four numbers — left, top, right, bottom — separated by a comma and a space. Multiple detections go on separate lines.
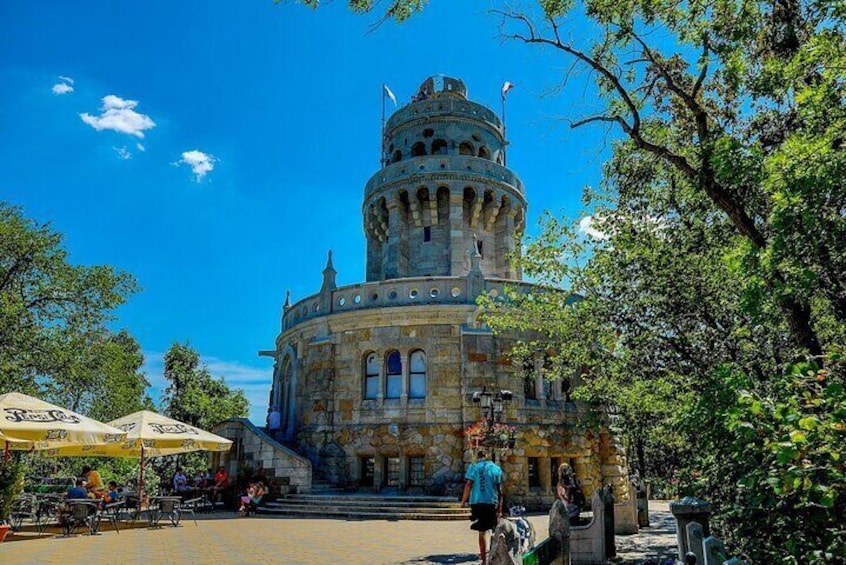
364, 77, 526, 281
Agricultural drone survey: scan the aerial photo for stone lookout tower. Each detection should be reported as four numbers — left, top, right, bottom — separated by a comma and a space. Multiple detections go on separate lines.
258, 76, 628, 509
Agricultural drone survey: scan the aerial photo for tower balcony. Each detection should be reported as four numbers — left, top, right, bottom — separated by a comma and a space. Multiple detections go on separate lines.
280, 276, 543, 333
365, 155, 524, 200
385, 97, 503, 136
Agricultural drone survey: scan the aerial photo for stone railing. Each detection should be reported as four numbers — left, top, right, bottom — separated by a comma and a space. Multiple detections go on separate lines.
520, 491, 608, 565
282, 277, 542, 331
364, 155, 524, 197
212, 418, 312, 496
670, 498, 748, 565
385, 97, 502, 134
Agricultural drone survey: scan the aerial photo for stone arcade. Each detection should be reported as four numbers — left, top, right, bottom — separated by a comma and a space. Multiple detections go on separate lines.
230, 76, 629, 509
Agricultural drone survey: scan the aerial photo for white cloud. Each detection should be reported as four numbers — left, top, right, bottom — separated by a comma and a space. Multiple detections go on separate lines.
142, 351, 272, 425
80, 94, 155, 138
136, 142, 145, 152
176, 149, 216, 182
51, 76, 74, 95
578, 215, 610, 241
113, 146, 132, 160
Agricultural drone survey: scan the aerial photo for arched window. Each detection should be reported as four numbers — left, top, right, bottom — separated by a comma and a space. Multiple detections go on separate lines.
459, 141, 475, 155
409, 350, 426, 399
386, 350, 402, 399
411, 142, 426, 157
364, 353, 380, 399
478, 146, 490, 160
392, 150, 402, 163
523, 358, 537, 401
431, 139, 448, 155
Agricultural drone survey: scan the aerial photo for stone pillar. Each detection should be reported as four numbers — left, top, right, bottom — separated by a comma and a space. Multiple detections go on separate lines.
449, 190, 466, 275
637, 480, 650, 527
702, 536, 726, 565
670, 498, 712, 558
686, 521, 705, 564
384, 200, 400, 279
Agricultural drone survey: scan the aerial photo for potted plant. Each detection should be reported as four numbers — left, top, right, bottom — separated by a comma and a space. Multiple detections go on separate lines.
0, 458, 24, 542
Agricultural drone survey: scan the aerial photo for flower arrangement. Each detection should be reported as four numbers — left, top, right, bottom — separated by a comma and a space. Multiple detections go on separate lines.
464, 419, 517, 448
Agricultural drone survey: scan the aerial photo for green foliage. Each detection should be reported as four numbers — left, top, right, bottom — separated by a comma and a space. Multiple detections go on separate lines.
0, 458, 24, 524
156, 342, 248, 481
0, 202, 140, 403
162, 342, 249, 430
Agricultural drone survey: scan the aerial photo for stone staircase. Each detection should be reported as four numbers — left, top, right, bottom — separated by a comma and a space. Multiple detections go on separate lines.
261, 493, 471, 521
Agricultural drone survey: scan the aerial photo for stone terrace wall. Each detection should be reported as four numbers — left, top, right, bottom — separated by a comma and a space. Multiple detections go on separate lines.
212, 418, 312, 495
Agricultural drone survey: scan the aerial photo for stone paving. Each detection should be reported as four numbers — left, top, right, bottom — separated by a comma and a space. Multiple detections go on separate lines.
0, 502, 676, 565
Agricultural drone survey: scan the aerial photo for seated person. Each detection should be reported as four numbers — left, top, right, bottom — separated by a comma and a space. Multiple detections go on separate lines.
82, 466, 106, 499
211, 465, 229, 503
67, 478, 88, 500
104, 481, 120, 503
238, 481, 267, 516
172, 467, 192, 495
556, 463, 584, 520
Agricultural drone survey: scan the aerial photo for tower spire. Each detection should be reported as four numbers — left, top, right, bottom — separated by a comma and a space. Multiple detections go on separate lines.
321, 250, 337, 292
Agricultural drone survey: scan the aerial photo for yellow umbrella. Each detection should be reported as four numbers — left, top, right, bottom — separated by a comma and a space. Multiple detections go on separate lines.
38, 410, 232, 456
36, 411, 233, 506
0, 392, 126, 449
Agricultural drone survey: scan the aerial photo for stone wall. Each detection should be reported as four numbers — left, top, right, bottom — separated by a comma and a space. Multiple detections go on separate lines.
212, 418, 312, 495
272, 304, 629, 507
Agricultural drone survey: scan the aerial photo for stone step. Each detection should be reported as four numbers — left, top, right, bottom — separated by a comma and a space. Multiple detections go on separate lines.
289, 494, 459, 504
259, 505, 470, 521
265, 501, 468, 515
273, 497, 463, 509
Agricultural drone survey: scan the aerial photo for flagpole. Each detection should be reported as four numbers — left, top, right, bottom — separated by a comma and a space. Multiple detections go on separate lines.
501, 91, 507, 167
381, 84, 386, 168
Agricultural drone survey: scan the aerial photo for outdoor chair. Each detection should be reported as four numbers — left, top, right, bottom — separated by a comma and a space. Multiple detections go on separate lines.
180, 497, 202, 525
148, 497, 182, 527
34, 495, 65, 534
62, 500, 100, 536
101, 500, 125, 533
10, 494, 37, 531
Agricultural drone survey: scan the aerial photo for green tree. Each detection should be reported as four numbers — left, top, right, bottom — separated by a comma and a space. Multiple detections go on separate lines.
162, 342, 248, 430
0, 203, 138, 398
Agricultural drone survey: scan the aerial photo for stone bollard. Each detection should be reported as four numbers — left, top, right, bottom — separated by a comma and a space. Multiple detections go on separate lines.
702, 536, 726, 565
669, 497, 711, 558
549, 500, 571, 565
637, 482, 649, 527
685, 522, 705, 564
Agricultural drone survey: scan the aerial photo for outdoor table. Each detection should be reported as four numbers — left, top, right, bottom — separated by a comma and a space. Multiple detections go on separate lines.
148, 496, 183, 527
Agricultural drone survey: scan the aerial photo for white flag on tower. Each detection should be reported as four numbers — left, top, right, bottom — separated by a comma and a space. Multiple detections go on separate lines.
501, 81, 515, 98
383, 84, 397, 107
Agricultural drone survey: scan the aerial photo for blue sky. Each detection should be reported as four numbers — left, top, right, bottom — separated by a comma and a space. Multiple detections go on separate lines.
0, 1, 612, 423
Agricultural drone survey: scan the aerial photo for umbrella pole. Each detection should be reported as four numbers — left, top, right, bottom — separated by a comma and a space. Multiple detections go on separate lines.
3, 440, 8, 463
139, 445, 145, 514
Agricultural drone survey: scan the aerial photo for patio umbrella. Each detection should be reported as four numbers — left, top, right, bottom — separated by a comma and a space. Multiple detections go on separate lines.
0, 392, 127, 457
36, 410, 233, 505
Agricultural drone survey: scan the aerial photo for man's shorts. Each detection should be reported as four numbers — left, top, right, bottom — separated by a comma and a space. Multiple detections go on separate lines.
470, 503, 498, 532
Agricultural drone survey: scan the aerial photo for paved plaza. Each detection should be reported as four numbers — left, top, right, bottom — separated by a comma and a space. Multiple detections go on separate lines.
0, 503, 676, 565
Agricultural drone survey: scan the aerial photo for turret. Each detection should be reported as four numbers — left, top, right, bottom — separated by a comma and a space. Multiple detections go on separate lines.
364, 76, 526, 282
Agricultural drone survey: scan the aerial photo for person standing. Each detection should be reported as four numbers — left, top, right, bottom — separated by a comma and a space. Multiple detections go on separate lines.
460, 450, 504, 564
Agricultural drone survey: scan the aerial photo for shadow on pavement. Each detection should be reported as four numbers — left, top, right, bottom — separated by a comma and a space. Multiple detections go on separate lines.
393, 553, 479, 564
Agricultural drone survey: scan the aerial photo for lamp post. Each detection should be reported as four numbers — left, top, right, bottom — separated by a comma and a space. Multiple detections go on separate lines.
471, 387, 516, 448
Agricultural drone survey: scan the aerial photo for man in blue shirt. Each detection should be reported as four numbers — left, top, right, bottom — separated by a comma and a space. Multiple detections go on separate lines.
67, 478, 88, 500
460, 450, 503, 564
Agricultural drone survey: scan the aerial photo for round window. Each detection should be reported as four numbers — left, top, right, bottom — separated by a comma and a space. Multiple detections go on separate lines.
430, 288, 440, 298
410, 289, 419, 299
451, 287, 461, 297
388, 290, 398, 300
371, 292, 379, 301
339, 297, 346, 306
354, 294, 362, 304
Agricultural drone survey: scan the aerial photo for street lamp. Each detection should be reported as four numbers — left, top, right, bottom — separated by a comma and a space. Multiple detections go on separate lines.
472, 386, 513, 424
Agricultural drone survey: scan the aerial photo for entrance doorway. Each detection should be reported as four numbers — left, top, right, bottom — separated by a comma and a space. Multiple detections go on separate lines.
360, 456, 375, 487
